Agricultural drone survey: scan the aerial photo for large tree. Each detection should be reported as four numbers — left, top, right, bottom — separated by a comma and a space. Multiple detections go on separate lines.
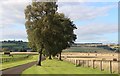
25, 1, 77, 66
25, 1, 58, 66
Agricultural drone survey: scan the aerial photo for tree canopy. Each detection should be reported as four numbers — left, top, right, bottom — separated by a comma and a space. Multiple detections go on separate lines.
25, 1, 77, 66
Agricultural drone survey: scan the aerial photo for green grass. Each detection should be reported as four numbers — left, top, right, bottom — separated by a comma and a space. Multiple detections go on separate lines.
1, 54, 28, 58
22, 59, 109, 74
0, 54, 33, 63
0, 55, 38, 70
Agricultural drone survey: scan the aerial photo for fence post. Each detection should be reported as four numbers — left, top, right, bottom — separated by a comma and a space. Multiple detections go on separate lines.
76, 60, 77, 66
88, 60, 89, 67
93, 60, 95, 69
83, 60, 84, 67
100, 60, 103, 71
79, 60, 80, 66
74, 59, 76, 64
95, 54, 97, 56
110, 61, 112, 73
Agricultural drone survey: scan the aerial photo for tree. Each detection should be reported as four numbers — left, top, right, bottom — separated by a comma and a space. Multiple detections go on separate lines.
25, 1, 58, 66
25, 1, 77, 65
48, 13, 77, 60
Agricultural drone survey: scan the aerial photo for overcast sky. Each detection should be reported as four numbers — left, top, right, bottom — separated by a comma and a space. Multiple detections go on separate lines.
0, 0, 119, 43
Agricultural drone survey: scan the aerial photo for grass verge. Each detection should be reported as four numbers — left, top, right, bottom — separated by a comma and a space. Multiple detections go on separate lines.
0, 55, 38, 70
22, 59, 110, 75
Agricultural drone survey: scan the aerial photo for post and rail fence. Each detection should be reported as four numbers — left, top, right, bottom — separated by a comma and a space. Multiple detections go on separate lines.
0, 55, 32, 63
62, 58, 119, 74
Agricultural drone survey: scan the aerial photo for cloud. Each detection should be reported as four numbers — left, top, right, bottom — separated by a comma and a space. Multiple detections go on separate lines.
57, 0, 119, 2
74, 23, 118, 42
58, 3, 116, 21
0, 0, 30, 40
1, 27, 27, 40
75, 23, 117, 35
0, 0, 32, 28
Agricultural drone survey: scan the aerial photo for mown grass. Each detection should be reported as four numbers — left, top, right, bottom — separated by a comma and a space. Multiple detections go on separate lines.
22, 59, 110, 75
0, 55, 38, 70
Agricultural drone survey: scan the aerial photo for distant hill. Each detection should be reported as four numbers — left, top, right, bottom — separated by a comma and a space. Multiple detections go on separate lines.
63, 46, 114, 53
0, 40, 29, 52
71, 43, 118, 52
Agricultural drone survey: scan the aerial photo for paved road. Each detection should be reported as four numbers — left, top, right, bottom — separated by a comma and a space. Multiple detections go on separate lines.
1, 61, 37, 76
1, 57, 45, 76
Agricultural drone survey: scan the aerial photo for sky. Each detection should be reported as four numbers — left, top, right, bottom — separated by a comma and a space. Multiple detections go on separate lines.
0, 0, 119, 44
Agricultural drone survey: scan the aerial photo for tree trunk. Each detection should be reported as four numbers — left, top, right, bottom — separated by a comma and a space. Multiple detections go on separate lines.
49, 54, 52, 59
37, 49, 42, 66
48, 51, 52, 59
59, 51, 62, 60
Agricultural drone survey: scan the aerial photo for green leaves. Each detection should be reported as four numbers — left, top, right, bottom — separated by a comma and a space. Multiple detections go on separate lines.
24, 1, 77, 59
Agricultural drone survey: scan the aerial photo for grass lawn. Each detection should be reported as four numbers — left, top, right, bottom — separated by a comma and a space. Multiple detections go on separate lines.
22, 59, 110, 75
0, 55, 38, 70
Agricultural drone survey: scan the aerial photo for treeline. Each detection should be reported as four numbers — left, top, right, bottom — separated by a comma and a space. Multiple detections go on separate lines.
2, 40, 24, 43
1, 40, 30, 52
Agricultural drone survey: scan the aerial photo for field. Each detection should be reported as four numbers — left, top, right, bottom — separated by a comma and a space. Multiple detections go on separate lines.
63, 46, 114, 53
0, 46, 119, 75
61, 52, 119, 74
22, 47, 119, 75
0, 52, 38, 63
55, 46, 119, 74
1, 54, 28, 58
0, 52, 38, 70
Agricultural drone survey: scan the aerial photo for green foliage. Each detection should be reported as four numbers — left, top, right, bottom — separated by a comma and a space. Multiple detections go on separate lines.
25, 1, 76, 65
1, 42, 28, 52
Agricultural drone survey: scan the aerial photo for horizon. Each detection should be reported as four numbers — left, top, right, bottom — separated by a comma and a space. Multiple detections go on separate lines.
0, 39, 118, 44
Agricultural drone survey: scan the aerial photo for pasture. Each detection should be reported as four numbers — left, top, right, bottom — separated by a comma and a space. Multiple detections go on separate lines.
61, 52, 119, 74
59, 46, 119, 74
1, 54, 28, 58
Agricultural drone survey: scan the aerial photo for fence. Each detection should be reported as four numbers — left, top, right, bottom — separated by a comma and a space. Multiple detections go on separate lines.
62, 58, 119, 74
0, 55, 32, 63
